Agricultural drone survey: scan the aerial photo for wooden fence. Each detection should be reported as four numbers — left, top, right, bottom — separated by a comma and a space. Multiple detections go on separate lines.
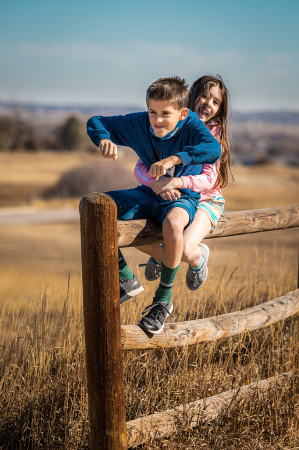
79, 194, 299, 450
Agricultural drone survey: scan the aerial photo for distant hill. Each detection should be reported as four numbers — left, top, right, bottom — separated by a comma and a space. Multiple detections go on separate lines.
0, 100, 298, 125
0, 101, 144, 123
231, 111, 299, 125
0, 100, 298, 166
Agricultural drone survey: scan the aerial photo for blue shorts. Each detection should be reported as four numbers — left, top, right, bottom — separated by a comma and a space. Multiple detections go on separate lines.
105, 185, 199, 225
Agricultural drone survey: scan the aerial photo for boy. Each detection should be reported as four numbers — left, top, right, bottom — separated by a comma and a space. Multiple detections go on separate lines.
87, 77, 220, 334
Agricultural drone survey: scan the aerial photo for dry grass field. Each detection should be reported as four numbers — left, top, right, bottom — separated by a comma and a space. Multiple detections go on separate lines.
0, 151, 299, 449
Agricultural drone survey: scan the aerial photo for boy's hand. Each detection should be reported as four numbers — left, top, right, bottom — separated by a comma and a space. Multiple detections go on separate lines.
160, 189, 181, 201
99, 139, 118, 161
151, 176, 183, 195
149, 155, 182, 179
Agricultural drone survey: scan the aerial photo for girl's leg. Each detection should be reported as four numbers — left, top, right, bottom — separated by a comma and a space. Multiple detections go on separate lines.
181, 209, 212, 266
181, 209, 212, 290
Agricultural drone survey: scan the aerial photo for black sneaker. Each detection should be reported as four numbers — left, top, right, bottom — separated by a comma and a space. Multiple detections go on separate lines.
120, 275, 144, 304
139, 257, 161, 281
139, 298, 174, 334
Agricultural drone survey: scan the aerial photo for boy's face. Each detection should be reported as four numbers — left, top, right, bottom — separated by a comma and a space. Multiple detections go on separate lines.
147, 99, 188, 138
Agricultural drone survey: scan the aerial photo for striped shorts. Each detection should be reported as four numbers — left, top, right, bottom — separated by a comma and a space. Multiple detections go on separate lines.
197, 196, 225, 234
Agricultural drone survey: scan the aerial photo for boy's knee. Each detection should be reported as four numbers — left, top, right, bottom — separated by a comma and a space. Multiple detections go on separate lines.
163, 217, 177, 231
162, 215, 185, 239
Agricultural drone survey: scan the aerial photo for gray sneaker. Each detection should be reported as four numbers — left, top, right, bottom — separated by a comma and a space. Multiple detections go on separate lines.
120, 275, 144, 304
186, 243, 210, 290
139, 298, 174, 334
139, 257, 161, 281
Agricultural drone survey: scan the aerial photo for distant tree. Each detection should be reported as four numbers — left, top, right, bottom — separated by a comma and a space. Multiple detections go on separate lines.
0, 115, 14, 149
59, 115, 80, 150
0, 114, 38, 150
23, 125, 38, 151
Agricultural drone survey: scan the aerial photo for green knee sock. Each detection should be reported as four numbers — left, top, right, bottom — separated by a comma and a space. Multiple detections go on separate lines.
155, 262, 180, 304
118, 249, 134, 280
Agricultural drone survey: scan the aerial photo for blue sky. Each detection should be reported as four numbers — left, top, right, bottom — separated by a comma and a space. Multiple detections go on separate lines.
0, 0, 298, 110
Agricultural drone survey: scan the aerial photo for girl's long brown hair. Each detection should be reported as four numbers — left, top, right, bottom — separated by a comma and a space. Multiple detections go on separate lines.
188, 75, 233, 189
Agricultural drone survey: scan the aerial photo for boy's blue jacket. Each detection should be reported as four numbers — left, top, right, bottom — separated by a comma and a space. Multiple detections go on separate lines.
87, 110, 221, 200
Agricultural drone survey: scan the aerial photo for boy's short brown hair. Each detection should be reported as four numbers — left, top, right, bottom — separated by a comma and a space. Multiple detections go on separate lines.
146, 76, 189, 110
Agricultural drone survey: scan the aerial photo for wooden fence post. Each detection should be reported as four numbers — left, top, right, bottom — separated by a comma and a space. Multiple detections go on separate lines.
80, 193, 127, 450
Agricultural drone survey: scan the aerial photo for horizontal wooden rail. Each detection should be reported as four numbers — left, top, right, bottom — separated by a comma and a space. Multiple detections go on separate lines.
126, 371, 293, 448
118, 204, 299, 247
121, 289, 299, 351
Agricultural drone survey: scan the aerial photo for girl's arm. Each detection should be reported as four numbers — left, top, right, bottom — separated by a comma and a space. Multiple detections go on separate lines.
134, 158, 219, 194
134, 158, 182, 199
134, 158, 182, 191
134, 158, 155, 188
180, 163, 218, 192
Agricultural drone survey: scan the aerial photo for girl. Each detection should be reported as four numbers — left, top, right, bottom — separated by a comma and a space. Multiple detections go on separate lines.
134, 75, 233, 290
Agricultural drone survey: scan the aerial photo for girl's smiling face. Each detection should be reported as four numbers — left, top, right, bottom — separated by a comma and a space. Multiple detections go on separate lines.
194, 84, 222, 123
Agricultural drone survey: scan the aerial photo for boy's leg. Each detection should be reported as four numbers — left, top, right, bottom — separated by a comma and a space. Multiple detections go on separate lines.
161, 208, 190, 268
118, 249, 134, 280
105, 186, 158, 303
139, 207, 189, 334
117, 248, 144, 303
155, 207, 189, 301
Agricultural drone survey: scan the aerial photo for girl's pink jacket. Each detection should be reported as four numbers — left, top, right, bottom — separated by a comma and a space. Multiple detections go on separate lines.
134, 121, 222, 201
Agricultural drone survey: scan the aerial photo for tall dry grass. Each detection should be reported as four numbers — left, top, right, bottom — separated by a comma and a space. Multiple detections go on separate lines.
0, 243, 298, 449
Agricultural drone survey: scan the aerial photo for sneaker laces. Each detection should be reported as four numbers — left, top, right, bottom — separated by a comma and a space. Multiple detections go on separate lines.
142, 301, 174, 323
188, 269, 204, 288
188, 270, 204, 280
119, 277, 134, 284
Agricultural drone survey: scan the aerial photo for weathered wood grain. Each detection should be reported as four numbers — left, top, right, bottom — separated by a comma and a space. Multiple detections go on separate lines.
126, 371, 293, 448
117, 204, 299, 247
80, 193, 127, 450
121, 289, 299, 351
